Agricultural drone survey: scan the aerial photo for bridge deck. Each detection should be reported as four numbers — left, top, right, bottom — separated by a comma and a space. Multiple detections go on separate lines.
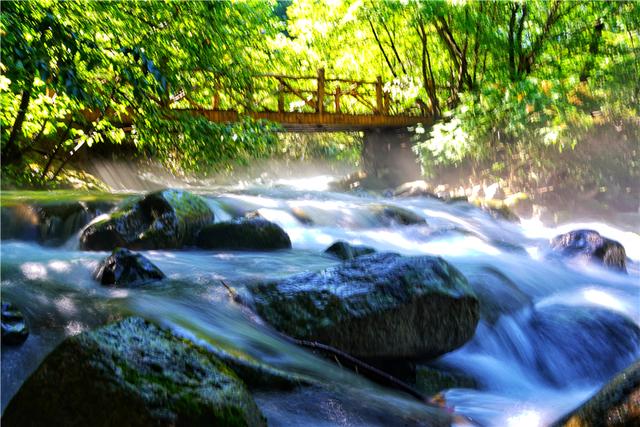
182, 109, 433, 132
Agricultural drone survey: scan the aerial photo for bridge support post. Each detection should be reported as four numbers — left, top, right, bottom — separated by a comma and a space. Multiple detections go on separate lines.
375, 76, 383, 114
362, 129, 421, 187
317, 68, 325, 114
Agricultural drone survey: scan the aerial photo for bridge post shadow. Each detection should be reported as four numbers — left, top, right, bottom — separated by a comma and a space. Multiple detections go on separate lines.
362, 129, 421, 187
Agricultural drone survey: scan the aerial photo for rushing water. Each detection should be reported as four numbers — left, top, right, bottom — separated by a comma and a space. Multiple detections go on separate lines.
1, 175, 639, 426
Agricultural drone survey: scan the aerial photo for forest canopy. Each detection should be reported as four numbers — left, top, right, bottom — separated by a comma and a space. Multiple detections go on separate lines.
1, 0, 638, 187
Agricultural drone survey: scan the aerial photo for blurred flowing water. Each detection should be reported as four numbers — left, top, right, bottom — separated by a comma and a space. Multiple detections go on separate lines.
1, 175, 639, 426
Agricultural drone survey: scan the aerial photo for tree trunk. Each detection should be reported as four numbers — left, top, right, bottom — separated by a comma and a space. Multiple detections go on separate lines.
3, 72, 35, 165
580, 19, 604, 82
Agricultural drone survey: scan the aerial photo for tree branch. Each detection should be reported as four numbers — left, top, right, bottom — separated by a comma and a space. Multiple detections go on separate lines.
368, 17, 397, 79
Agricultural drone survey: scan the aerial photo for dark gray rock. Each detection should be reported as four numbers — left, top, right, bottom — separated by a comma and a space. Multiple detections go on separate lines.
248, 253, 479, 359
80, 189, 214, 251
552, 359, 640, 427
549, 229, 627, 273
1, 205, 39, 241
94, 248, 165, 287
371, 204, 427, 226
196, 218, 291, 251
37, 202, 115, 246
324, 241, 376, 261
465, 266, 532, 324
2, 317, 265, 427
529, 305, 640, 387
1, 302, 29, 345
1, 201, 114, 245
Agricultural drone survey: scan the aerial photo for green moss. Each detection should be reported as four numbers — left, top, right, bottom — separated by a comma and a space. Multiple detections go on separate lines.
2, 317, 266, 427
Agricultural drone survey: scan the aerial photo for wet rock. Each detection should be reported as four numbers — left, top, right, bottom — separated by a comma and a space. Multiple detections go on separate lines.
1, 202, 115, 245
549, 229, 627, 273
529, 305, 640, 387
37, 201, 114, 246
80, 189, 214, 251
552, 359, 640, 427
206, 344, 312, 391
371, 204, 427, 226
196, 218, 291, 251
483, 183, 504, 200
324, 241, 376, 261
393, 180, 438, 198
465, 266, 532, 324
2, 317, 266, 427
94, 248, 165, 287
248, 253, 479, 359
1, 302, 29, 345
480, 204, 520, 223
0, 205, 39, 241
415, 365, 477, 396
290, 207, 313, 225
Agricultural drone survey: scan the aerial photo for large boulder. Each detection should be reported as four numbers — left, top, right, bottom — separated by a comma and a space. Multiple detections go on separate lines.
464, 266, 532, 324
196, 218, 291, 251
549, 229, 627, 273
553, 359, 640, 427
324, 241, 376, 261
248, 253, 479, 359
1, 302, 29, 345
80, 189, 214, 251
94, 248, 165, 287
2, 317, 265, 427
528, 305, 640, 387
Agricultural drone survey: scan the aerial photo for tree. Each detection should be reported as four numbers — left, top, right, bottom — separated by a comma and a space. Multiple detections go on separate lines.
1, 0, 281, 187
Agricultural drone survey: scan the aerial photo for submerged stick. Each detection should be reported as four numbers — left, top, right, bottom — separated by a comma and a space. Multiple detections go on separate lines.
287, 336, 430, 404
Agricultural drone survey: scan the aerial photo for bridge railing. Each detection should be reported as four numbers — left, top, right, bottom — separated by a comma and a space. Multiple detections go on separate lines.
171, 69, 428, 117
255, 69, 391, 116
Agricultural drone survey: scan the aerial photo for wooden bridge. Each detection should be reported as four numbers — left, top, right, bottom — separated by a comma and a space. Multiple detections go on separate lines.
171, 68, 433, 132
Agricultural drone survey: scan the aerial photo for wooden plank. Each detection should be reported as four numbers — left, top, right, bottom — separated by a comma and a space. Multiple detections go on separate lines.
172, 109, 433, 132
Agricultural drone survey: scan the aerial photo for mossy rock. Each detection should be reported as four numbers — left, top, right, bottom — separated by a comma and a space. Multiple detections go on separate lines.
548, 229, 627, 273
248, 253, 479, 359
80, 189, 214, 251
324, 241, 376, 261
94, 248, 165, 287
196, 218, 291, 251
2, 317, 266, 427
206, 344, 313, 391
552, 359, 640, 427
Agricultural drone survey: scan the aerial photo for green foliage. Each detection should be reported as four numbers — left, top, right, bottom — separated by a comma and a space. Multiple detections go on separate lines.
2, 0, 638, 190
1, 0, 281, 188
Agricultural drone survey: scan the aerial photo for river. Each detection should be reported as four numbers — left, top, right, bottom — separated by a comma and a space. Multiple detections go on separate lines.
1, 174, 639, 426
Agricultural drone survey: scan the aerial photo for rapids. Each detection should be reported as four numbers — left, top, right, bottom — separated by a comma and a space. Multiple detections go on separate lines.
1, 174, 639, 426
